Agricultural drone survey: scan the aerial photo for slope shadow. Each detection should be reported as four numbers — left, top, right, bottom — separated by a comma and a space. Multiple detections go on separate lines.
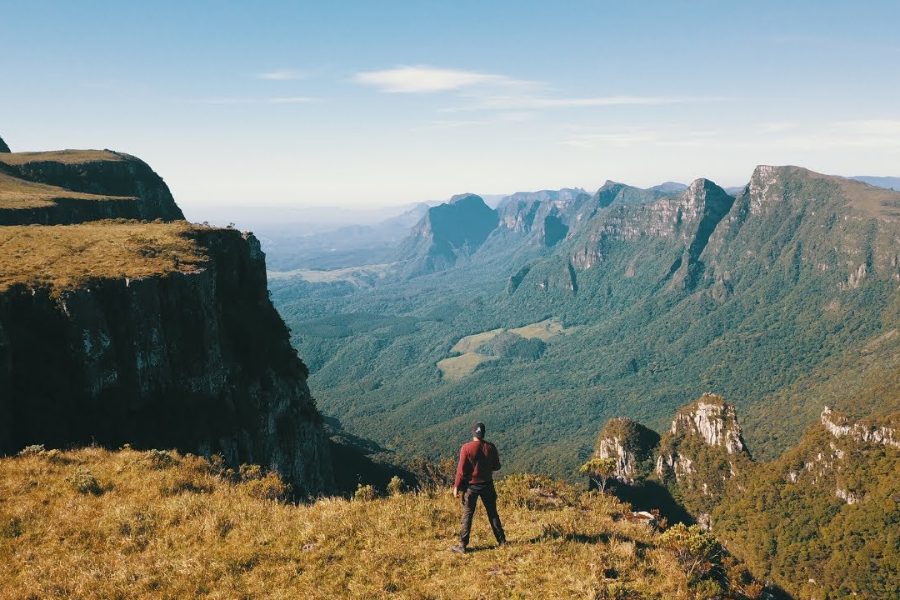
325, 416, 418, 496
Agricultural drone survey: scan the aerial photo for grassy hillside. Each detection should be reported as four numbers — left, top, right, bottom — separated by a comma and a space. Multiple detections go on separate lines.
0, 447, 766, 600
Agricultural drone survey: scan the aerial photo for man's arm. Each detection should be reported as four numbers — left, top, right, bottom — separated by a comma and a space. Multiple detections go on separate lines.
453, 445, 468, 496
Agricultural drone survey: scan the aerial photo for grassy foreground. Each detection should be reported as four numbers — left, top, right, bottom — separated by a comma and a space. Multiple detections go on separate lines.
0, 447, 763, 599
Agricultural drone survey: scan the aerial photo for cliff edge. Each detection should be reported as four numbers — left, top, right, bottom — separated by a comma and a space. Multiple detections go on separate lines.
0, 142, 333, 496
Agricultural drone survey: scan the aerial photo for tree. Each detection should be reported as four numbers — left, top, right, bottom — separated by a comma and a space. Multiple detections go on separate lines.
579, 457, 617, 493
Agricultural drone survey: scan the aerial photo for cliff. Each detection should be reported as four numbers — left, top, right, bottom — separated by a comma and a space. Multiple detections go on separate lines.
0, 143, 333, 496
0, 150, 184, 224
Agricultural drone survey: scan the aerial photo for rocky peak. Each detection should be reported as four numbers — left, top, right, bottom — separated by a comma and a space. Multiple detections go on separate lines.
595, 417, 660, 483
0, 134, 10, 153
670, 393, 746, 454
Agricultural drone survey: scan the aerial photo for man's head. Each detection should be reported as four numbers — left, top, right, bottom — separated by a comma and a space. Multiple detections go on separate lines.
472, 422, 486, 440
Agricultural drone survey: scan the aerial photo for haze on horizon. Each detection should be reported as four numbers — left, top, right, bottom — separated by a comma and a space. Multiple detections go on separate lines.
2, 1, 899, 213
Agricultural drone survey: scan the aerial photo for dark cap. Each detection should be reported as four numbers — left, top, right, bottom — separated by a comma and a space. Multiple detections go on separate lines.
472, 422, 485, 439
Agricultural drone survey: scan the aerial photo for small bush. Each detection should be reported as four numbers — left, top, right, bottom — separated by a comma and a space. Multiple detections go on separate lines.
387, 476, 404, 497
1, 517, 23, 539
241, 472, 290, 502
142, 449, 177, 470
17, 445, 45, 457
68, 469, 103, 495
354, 483, 376, 502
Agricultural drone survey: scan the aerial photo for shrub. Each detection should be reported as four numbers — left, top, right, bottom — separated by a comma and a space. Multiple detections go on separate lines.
354, 483, 376, 502
68, 469, 103, 495
387, 476, 404, 497
17, 444, 45, 457
659, 523, 722, 583
241, 472, 290, 502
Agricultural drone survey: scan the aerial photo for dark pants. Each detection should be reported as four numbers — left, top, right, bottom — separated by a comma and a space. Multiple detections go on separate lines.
459, 482, 506, 547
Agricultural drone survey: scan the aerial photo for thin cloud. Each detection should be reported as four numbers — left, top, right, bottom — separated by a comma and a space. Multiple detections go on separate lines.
192, 96, 318, 106
257, 69, 306, 81
448, 94, 727, 112
355, 65, 534, 93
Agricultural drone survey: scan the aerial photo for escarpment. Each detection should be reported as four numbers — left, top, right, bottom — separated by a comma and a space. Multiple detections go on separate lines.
0, 145, 333, 496
0, 150, 184, 224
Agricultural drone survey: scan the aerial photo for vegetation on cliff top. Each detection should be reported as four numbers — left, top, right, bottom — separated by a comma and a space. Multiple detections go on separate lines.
0, 171, 133, 209
0, 446, 766, 600
0, 149, 125, 166
0, 220, 208, 294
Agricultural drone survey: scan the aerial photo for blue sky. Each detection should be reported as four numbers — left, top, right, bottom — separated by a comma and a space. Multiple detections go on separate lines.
3, 1, 899, 211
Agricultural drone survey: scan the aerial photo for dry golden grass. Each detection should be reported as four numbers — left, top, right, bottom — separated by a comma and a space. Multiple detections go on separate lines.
0, 150, 125, 166
436, 353, 499, 381
509, 318, 565, 341
449, 329, 505, 354
0, 171, 132, 209
0, 220, 208, 295
0, 447, 727, 600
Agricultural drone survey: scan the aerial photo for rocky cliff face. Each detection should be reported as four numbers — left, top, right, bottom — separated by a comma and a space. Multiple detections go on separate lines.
713, 408, 900, 598
0, 227, 333, 495
0, 150, 184, 223
594, 417, 660, 483
0, 144, 333, 496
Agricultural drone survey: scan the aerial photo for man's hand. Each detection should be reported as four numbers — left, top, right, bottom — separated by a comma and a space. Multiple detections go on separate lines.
453, 487, 458, 498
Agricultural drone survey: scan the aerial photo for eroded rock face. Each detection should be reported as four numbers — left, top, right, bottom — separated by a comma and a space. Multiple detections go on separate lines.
0, 229, 334, 496
595, 417, 660, 483
821, 407, 900, 449
670, 395, 746, 455
653, 395, 750, 515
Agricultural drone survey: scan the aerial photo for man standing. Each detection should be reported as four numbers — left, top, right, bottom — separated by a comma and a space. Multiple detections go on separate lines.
451, 422, 506, 554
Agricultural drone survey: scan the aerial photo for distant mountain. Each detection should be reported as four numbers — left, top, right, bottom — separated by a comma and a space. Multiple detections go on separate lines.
261, 202, 431, 271
0, 134, 10, 153
851, 175, 900, 190
649, 181, 688, 194
393, 194, 498, 276
496, 188, 589, 209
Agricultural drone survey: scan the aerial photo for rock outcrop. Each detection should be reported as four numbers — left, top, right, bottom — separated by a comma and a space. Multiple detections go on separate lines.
820, 406, 899, 448
653, 395, 751, 517
594, 417, 660, 483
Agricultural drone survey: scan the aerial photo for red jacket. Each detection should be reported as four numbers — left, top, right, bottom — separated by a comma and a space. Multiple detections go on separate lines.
454, 439, 501, 488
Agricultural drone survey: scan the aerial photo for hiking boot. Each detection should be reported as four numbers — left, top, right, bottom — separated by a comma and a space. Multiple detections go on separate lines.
450, 544, 466, 554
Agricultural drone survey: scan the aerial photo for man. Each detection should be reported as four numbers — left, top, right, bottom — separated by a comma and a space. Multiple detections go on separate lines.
450, 422, 506, 554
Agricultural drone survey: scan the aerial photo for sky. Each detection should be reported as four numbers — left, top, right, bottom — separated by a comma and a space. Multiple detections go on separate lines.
2, 1, 899, 214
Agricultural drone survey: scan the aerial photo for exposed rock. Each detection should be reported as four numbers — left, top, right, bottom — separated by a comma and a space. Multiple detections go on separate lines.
669, 394, 746, 454
595, 417, 660, 483
821, 407, 900, 449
